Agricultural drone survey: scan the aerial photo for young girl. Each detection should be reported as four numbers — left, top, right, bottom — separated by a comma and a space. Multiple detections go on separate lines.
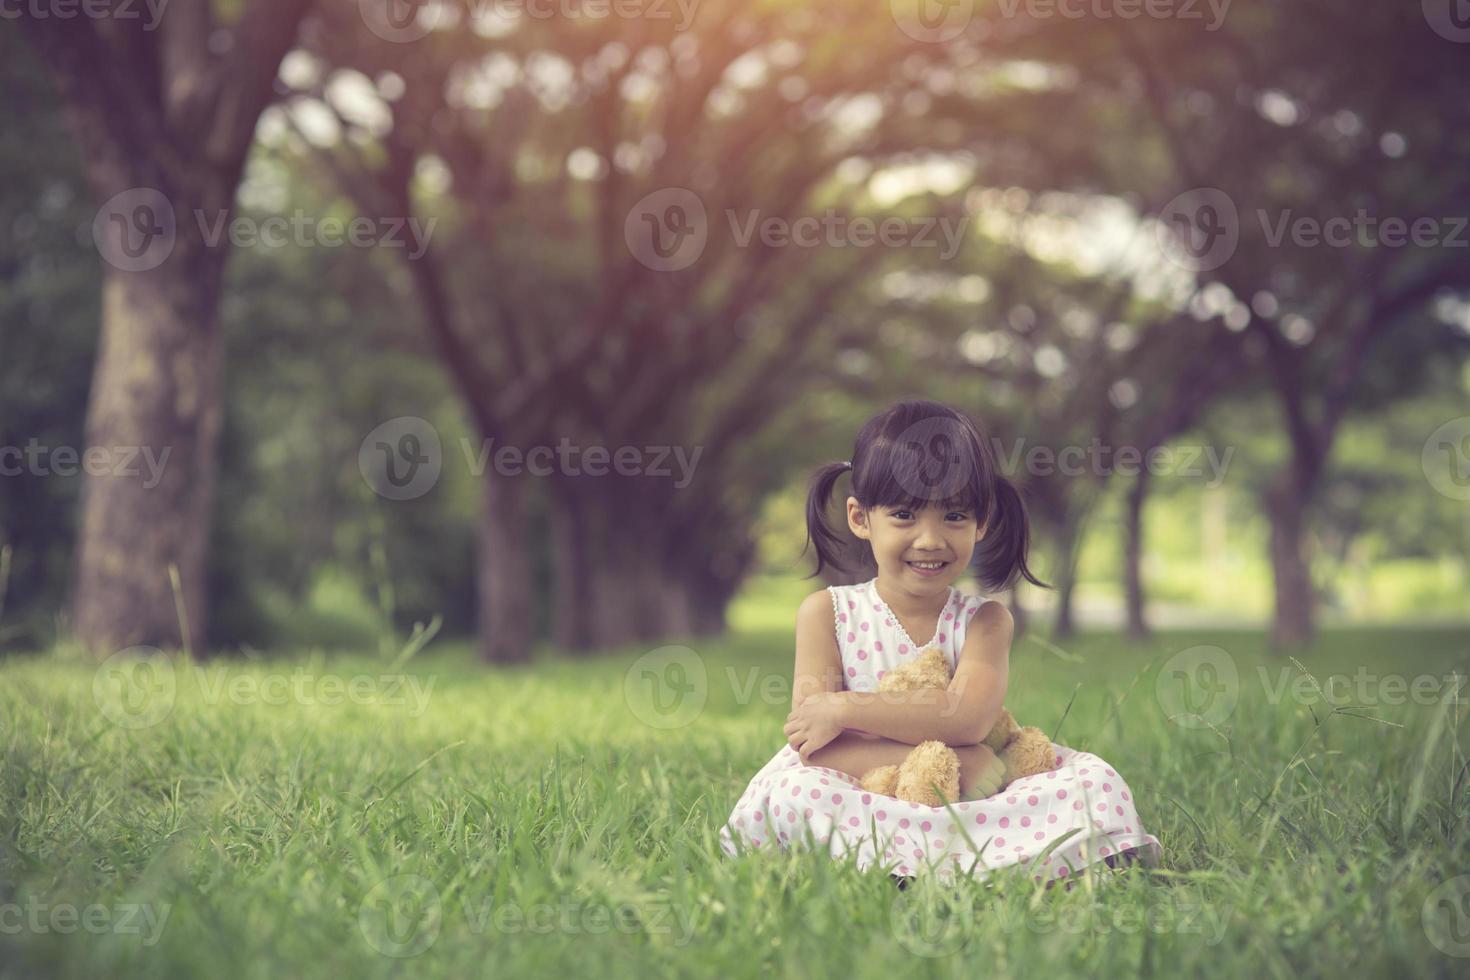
718, 399, 1160, 883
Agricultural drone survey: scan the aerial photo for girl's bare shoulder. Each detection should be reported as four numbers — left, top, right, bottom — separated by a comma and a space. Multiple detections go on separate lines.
967, 597, 1014, 634
797, 588, 838, 629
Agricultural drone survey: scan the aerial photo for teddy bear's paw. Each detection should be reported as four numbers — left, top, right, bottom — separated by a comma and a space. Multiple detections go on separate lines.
860, 765, 900, 797
895, 740, 960, 806
1000, 726, 1058, 785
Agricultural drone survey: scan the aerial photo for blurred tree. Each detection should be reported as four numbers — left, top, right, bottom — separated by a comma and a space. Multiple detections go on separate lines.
935, 3, 1470, 646
20, 0, 313, 656
834, 214, 1250, 638
275, 0, 996, 659
205, 164, 481, 650
1114, 6, 1470, 647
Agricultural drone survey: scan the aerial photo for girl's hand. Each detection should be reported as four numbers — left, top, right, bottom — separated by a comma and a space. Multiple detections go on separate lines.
783, 692, 849, 764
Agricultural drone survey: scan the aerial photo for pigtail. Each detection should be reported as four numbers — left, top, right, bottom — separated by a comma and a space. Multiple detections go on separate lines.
973, 475, 1049, 593
802, 461, 854, 578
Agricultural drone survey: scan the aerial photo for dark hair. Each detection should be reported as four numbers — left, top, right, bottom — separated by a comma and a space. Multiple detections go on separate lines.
802, 398, 1048, 593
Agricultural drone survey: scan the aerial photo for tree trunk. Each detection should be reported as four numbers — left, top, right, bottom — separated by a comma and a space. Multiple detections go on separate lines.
689, 579, 733, 637
548, 478, 595, 652
1264, 480, 1316, 650
662, 531, 749, 641
639, 507, 711, 643
476, 471, 535, 662
689, 536, 751, 638
25, 1, 312, 657
1123, 469, 1151, 641
651, 563, 697, 641
586, 568, 642, 649
551, 472, 721, 652
580, 495, 645, 650
69, 252, 225, 656
1051, 519, 1082, 639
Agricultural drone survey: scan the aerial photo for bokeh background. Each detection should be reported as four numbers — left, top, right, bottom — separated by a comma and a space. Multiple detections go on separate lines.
3, 0, 1467, 663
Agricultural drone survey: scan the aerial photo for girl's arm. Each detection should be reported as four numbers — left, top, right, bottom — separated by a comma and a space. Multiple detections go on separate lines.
832, 600, 1013, 746
806, 732, 1003, 799
789, 589, 845, 714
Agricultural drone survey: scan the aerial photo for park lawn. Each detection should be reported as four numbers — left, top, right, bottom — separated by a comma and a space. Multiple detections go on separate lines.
0, 620, 1467, 979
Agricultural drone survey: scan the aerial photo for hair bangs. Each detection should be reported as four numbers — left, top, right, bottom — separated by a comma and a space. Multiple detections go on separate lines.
855, 414, 992, 519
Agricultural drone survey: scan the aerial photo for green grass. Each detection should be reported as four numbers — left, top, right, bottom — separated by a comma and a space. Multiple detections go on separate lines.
1, 619, 1468, 978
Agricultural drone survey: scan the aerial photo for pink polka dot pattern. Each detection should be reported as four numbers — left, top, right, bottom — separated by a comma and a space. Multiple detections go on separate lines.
717, 577, 1161, 883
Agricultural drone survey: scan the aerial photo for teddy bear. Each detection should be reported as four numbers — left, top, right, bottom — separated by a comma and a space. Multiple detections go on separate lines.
857, 646, 1056, 806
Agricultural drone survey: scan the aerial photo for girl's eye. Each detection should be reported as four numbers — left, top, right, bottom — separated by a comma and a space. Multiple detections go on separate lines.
892, 510, 913, 520
947, 512, 969, 522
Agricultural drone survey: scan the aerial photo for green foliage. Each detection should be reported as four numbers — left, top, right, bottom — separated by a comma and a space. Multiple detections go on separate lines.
0, 32, 101, 650
207, 194, 483, 649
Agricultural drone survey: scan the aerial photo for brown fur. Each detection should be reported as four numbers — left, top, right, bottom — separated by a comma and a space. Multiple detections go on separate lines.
858, 647, 1056, 804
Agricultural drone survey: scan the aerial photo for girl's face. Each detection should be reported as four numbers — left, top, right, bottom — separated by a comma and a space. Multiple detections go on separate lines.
846, 497, 986, 591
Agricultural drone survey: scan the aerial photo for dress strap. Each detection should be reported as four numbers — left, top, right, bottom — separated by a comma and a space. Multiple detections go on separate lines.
826, 583, 852, 646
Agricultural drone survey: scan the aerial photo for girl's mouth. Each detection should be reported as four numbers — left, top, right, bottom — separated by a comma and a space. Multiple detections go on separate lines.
905, 560, 948, 577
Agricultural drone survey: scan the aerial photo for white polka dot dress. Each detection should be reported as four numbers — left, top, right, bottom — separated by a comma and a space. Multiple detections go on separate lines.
718, 577, 1161, 883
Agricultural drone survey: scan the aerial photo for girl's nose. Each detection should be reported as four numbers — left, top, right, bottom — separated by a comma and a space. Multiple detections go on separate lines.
914, 523, 946, 550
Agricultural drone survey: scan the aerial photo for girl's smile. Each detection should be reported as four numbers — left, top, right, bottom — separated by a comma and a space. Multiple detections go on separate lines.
904, 559, 950, 578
